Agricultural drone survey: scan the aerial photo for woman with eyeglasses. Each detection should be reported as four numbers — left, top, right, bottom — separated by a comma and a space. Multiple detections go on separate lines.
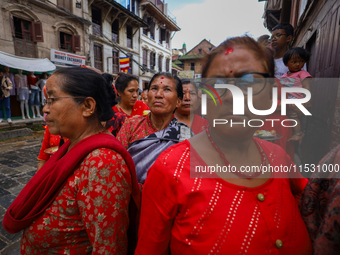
135, 36, 312, 254
3, 67, 140, 254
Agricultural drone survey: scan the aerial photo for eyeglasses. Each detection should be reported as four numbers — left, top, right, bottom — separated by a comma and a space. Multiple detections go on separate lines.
199, 72, 271, 99
270, 33, 287, 40
43, 96, 86, 106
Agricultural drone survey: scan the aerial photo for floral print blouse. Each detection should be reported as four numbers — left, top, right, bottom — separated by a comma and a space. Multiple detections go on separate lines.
117, 114, 158, 149
21, 148, 132, 255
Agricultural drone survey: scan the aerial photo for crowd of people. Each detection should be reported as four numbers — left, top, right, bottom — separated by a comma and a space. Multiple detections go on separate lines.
2, 23, 339, 255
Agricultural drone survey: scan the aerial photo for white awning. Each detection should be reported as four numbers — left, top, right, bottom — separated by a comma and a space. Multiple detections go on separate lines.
0, 50, 56, 72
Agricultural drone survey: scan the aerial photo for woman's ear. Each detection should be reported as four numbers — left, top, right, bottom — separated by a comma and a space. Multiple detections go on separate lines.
82, 97, 97, 117
176, 98, 181, 108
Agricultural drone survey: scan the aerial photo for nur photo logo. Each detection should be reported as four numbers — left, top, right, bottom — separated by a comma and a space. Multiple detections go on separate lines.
197, 77, 312, 128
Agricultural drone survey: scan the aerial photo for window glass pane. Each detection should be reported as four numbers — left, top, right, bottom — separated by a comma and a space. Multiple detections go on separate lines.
132, 0, 136, 14
121, 0, 126, 8
13, 17, 23, 39
22, 21, 30, 31
127, 0, 130, 11
65, 34, 71, 42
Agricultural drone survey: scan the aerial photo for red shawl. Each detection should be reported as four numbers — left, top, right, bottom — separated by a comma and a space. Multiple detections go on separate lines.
3, 133, 140, 234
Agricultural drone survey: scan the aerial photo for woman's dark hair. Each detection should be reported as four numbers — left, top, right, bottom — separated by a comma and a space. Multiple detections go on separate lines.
148, 72, 183, 99
181, 78, 198, 94
115, 72, 139, 93
102, 73, 118, 106
202, 36, 274, 78
53, 67, 114, 121
283, 47, 310, 65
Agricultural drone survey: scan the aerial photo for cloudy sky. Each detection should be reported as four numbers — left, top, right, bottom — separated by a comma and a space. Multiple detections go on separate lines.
165, 0, 270, 50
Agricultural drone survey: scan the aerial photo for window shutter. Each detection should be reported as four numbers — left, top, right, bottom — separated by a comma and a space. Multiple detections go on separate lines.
166, 31, 170, 43
32, 22, 44, 42
72, 34, 81, 52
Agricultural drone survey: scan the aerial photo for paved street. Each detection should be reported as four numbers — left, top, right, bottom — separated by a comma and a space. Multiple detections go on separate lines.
0, 136, 42, 255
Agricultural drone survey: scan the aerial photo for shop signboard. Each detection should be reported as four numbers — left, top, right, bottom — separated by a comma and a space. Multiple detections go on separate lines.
50, 49, 86, 66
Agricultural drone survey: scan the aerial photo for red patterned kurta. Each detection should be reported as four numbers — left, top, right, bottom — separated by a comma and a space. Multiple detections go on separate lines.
135, 139, 312, 255
21, 148, 132, 255
117, 114, 158, 149
112, 101, 149, 118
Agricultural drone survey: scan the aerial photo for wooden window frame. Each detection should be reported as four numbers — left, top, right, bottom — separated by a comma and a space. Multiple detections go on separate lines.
112, 19, 119, 43
143, 49, 147, 68
59, 31, 72, 51
112, 50, 119, 74
158, 55, 163, 72
166, 58, 170, 72
127, 25, 133, 48
150, 52, 155, 70
94, 44, 103, 71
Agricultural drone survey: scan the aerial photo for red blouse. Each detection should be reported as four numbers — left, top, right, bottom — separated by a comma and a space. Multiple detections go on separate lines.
112, 101, 149, 118
117, 114, 158, 149
191, 114, 208, 135
21, 148, 132, 254
135, 139, 312, 255
27, 75, 38, 89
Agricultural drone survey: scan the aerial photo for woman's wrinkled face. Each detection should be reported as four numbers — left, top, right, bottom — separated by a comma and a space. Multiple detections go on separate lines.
119, 80, 139, 107
43, 75, 84, 137
205, 46, 273, 136
177, 83, 198, 115
148, 76, 181, 116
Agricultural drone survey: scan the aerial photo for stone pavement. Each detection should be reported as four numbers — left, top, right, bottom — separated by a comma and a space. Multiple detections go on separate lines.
0, 136, 42, 255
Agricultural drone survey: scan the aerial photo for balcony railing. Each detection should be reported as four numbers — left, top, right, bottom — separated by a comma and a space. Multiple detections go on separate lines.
92, 23, 102, 37
127, 38, 132, 48
146, 0, 177, 24
167, 10, 176, 23
112, 33, 118, 43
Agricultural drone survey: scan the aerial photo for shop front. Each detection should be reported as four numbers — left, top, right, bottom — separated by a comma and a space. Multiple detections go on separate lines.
0, 51, 56, 119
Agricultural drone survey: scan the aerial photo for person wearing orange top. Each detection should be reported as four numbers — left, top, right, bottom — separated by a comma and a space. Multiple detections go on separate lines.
113, 72, 149, 117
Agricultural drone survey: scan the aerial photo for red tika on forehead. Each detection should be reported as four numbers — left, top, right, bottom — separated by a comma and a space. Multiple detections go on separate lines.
225, 48, 234, 55
161, 77, 164, 79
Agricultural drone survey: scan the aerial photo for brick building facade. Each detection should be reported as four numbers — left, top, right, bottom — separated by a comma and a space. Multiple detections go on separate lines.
177, 39, 215, 79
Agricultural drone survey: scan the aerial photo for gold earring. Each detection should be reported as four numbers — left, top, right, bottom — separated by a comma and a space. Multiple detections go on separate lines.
90, 111, 93, 114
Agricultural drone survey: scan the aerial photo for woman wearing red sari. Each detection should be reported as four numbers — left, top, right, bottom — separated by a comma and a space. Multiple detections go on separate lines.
113, 73, 149, 117
3, 67, 139, 254
135, 36, 312, 254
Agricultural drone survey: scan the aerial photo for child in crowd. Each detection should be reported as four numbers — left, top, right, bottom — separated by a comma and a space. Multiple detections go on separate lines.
280, 47, 312, 141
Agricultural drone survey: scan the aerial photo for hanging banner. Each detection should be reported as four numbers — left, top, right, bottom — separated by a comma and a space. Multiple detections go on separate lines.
119, 57, 130, 72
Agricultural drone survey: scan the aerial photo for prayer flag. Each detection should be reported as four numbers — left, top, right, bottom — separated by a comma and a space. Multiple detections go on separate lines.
119, 57, 130, 72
